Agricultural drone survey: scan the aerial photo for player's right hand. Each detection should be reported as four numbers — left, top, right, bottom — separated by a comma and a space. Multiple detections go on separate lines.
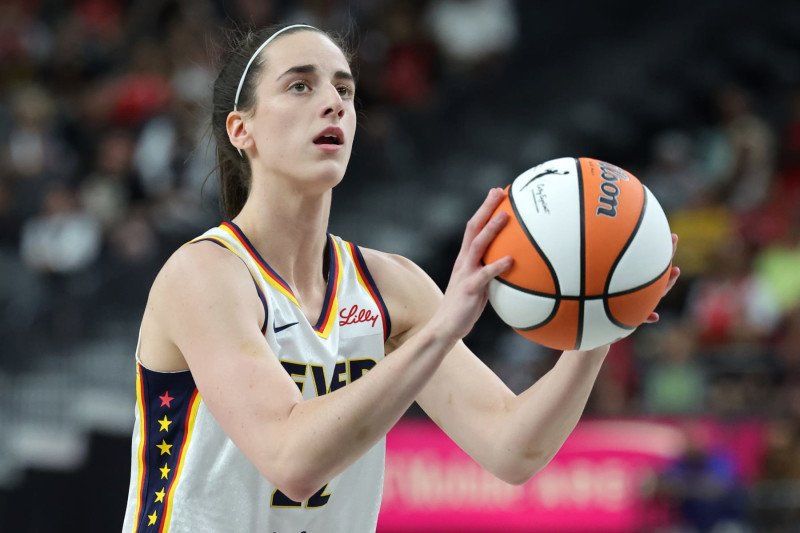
432, 188, 513, 341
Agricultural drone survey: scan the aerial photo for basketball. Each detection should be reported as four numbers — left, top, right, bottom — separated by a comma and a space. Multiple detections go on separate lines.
483, 157, 673, 351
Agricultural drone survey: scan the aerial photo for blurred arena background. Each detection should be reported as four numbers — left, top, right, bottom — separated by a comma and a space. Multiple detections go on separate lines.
1, 0, 799, 531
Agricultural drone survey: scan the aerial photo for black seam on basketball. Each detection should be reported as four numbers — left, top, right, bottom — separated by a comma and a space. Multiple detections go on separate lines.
605, 315, 637, 331
575, 157, 586, 350
606, 260, 672, 299
602, 180, 646, 326
603, 180, 646, 296
492, 277, 561, 329
516, 299, 560, 331
494, 271, 672, 301
508, 182, 561, 298
602, 188, 669, 329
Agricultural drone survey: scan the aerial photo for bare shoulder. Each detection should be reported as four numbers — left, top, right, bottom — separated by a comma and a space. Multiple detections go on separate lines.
357, 246, 443, 351
139, 240, 265, 371
150, 239, 253, 310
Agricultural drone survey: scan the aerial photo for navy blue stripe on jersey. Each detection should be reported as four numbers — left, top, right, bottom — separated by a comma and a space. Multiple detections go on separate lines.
134, 365, 198, 531
349, 243, 392, 341
222, 221, 294, 295
313, 234, 339, 332
191, 237, 268, 335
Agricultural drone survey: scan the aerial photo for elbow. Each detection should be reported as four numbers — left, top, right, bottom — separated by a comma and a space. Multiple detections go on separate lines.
273, 480, 320, 504
496, 464, 537, 486
493, 449, 554, 486
264, 463, 327, 503
501, 468, 536, 487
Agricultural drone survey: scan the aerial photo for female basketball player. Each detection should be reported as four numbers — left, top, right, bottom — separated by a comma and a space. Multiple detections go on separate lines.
122, 24, 679, 532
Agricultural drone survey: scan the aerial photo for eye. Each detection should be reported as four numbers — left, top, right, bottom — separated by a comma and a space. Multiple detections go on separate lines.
290, 81, 310, 93
337, 85, 355, 98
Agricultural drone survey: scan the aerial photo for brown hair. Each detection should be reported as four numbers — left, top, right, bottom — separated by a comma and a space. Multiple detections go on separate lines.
211, 24, 353, 219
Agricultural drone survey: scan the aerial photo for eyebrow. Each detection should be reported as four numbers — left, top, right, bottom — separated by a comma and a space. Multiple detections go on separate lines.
276, 64, 354, 82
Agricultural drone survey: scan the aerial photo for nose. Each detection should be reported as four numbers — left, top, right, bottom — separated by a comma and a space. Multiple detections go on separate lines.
321, 83, 345, 119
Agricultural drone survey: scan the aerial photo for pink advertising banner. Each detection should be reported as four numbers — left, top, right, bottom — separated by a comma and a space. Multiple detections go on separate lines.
377, 418, 764, 532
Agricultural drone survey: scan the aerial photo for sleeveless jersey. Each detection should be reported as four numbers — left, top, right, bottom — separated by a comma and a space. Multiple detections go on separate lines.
122, 221, 391, 533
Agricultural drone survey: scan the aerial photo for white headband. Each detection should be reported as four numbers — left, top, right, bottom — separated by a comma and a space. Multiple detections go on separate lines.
233, 24, 318, 157
234, 24, 318, 112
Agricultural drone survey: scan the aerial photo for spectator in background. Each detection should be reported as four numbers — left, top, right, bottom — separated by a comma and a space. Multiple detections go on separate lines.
777, 86, 800, 192
19, 182, 101, 340
424, 0, 517, 76
663, 203, 733, 280
698, 84, 776, 213
4, 84, 77, 215
771, 307, 800, 416
0, 178, 44, 354
590, 337, 640, 415
640, 130, 709, 214
753, 215, 800, 317
656, 422, 749, 533
738, 86, 800, 247
110, 39, 172, 130
752, 417, 800, 531
685, 239, 781, 352
642, 321, 706, 416
78, 129, 160, 269
20, 182, 101, 277
380, 1, 440, 109
79, 129, 142, 235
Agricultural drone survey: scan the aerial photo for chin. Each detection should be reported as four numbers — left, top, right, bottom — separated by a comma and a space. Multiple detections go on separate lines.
302, 164, 346, 193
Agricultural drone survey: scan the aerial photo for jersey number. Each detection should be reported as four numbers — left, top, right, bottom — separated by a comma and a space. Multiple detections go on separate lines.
271, 484, 331, 508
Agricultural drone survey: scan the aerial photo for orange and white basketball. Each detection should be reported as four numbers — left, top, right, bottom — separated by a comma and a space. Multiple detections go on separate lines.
483, 157, 673, 350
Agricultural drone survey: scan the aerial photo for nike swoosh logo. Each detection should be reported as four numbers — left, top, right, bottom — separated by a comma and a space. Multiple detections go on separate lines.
273, 321, 299, 333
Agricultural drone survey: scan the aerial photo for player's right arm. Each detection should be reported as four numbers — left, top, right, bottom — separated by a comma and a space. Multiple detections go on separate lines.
139, 191, 510, 502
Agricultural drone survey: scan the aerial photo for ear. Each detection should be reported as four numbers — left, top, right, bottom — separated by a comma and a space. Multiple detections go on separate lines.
226, 111, 252, 154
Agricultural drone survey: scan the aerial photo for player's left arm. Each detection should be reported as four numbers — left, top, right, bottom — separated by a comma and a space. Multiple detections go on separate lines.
369, 236, 680, 486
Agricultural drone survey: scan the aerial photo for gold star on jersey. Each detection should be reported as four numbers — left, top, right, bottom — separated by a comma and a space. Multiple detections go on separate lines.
126, 373, 201, 531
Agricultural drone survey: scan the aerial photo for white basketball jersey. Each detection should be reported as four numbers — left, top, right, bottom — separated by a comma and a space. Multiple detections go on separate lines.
122, 221, 391, 533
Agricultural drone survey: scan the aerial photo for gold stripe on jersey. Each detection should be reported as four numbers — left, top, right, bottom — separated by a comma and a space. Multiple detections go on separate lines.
314, 237, 344, 339
217, 223, 300, 306
132, 367, 147, 533
161, 389, 201, 531
187, 235, 258, 281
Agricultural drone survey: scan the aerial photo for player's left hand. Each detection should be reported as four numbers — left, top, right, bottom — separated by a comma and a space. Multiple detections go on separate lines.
644, 233, 680, 324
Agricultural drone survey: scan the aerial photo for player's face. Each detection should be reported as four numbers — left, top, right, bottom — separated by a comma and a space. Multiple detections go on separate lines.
246, 31, 356, 193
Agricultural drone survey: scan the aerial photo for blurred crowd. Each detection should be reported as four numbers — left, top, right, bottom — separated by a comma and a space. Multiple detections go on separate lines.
0, 0, 799, 531
0, 0, 523, 347
609, 83, 800, 533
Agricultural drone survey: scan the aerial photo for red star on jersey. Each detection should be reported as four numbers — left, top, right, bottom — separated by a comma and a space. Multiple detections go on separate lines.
159, 391, 174, 408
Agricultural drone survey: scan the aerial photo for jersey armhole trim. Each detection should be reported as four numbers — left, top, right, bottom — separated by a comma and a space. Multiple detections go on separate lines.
346, 241, 392, 341
189, 237, 269, 335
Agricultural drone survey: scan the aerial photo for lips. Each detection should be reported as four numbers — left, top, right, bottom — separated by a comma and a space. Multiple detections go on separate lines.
313, 127, 344, 146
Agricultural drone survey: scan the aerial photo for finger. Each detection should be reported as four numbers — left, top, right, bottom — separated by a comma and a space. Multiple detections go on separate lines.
645, 265, 682, 323
460, 188, 506, 255
671, 233, 678, 258
467, 209, 509, 264
479, 255, 514, 283
644, 311, 659, 323
663, 266, 681, 296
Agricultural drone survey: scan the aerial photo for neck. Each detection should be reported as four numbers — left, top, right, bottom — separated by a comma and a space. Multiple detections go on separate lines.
232, 178, 332, 293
